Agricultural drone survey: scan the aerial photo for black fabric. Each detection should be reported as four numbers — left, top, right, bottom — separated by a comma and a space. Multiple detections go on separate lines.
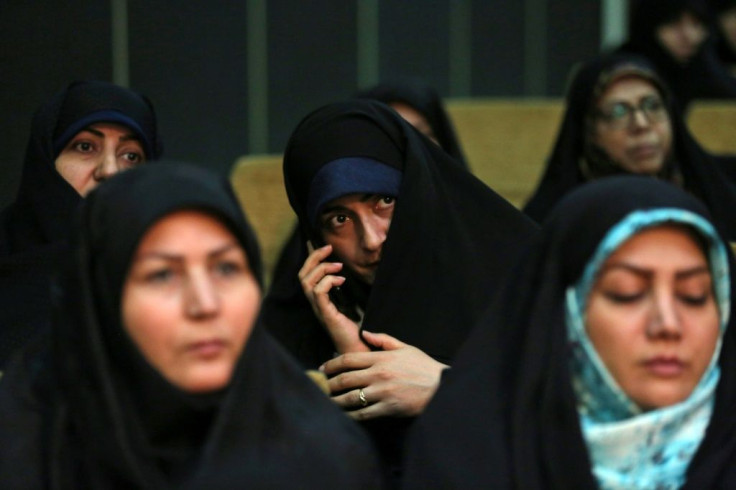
403, 176, 736, 489
0, 163, 383, 489
617, 0, 736, 111
355, 80, 469, 169
523, 52, 736, 241
0, 80, 161, 369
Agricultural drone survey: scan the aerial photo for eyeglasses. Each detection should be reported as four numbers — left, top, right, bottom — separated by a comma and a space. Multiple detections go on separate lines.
595, 96, 669, 129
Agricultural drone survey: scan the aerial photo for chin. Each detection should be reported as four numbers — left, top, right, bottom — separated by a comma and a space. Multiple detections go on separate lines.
176, 365, 234, 394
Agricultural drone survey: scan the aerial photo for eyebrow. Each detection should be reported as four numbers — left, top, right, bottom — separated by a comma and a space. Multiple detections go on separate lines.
134, 242, 240, 262
78, 127, 140, 142
320, 194, 376, 216
600, 263, 711, 280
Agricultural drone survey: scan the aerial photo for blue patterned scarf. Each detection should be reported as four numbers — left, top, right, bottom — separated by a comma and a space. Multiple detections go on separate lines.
566, 209, 730, 489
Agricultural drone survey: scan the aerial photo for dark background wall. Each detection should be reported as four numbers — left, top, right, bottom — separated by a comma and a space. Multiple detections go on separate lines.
0, 0, 601, 208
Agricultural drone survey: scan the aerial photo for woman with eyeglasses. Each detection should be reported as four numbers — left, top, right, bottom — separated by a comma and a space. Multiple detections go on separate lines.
523, 53, 736, 240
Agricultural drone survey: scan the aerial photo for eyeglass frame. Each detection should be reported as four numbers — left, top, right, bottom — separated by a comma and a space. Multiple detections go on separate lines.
593, 95, 670, 130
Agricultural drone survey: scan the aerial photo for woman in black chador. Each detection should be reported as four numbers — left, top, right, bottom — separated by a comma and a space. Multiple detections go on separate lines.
404, 176, 736, 489
265, 99, 537, 483
263, 81, 470, 360
617, 0, 736, 112
0, 81, 162, 368
523, 52, 736, 240
0, 163, 383, 488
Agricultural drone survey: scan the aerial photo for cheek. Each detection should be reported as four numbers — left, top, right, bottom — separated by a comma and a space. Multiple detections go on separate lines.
54, 157, 94, 192
593, 130, 625, 160
586, 301, 643, 366
225, 281, 261, 353
121, 290, 179, 370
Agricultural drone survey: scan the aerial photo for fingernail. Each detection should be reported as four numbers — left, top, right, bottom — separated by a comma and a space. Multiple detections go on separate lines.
318, 363, 325, 372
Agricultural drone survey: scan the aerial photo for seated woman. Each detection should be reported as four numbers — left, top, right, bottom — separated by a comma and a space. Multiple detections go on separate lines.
263, 80, 470, 349
355, 80, 469, 169
523, 52, 736, 241
264, 99, 537, 482
0, 80, 162, 367
616, 0, 736, 111
404, 176, 736, 489
0, 163, 383, 488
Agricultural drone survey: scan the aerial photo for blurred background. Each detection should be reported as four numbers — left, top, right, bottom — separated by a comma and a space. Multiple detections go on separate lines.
0, 0, 625, 208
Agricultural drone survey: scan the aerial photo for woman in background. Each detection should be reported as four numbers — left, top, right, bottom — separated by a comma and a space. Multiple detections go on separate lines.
523, 52, 736, 240
405, 176, 736, 489
0, 80, 162, 367
617, 0, 736, 111
0, 163, 383, 488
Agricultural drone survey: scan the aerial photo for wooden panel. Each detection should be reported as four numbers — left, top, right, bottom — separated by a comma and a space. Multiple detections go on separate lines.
230, 155, 295, 283
447, 98, 563, 207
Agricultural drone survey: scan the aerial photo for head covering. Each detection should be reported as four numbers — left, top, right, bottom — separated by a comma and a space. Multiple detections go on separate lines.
355, 80, 469, 169
0, 162, 383, 488
523, 52, 736, 241
0, 80, 162, 369
617, 0, 736, 110
404, 176, 736, 489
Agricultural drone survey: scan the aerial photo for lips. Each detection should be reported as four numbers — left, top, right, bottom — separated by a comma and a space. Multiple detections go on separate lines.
628, 144, 660, 160
187, 339, 227, 359
642, 357, 685, 377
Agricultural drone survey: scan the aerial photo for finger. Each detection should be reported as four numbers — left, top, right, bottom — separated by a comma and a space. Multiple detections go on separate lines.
312, 274, 346, 303
361, 331, 407, 351
331, 387, 370, 409
297, 244, 335, 281
320, 351, 380, 376
346, 402, 392, 421
302, 261, 343, 289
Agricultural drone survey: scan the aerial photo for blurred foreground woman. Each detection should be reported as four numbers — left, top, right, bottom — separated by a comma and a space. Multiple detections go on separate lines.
0, 163, 382, 489
405, 177, 736, 489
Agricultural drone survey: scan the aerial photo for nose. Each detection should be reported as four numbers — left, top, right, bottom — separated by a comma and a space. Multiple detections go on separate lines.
647, 290, 682, 339
630, 108, 653, 130
93, 149, 120, 182
184, 270, 220, 318
359, 216, 388, 253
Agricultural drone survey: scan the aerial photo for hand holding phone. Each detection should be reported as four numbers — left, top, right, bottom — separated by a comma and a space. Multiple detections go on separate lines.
298, 242, 369, 353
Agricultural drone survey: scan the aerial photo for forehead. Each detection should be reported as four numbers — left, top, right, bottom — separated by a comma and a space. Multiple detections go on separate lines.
321, 193, 372, 212
597, 76, 660, 105
603, 225, 708, 269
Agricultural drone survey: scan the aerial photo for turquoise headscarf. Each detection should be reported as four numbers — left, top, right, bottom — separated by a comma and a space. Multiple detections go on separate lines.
566, 208, 730, 489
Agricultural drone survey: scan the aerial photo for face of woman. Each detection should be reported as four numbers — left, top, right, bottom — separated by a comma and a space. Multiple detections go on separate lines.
388, 102, 440, 146
122, 210, 261, 393
585, 225, 720, 410
55, 122, 146, 196
656, 11, 708, 63
719, 8, 736, 54
319, 193, 395, 285
591, 77, 673, 175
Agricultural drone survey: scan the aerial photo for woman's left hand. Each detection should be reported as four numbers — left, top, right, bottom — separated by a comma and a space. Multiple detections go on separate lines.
320, 331, 448, 420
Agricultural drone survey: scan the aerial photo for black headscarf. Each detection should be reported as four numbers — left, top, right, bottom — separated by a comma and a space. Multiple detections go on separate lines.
523, 52, 736, 240
0, 80, 162, 368
0, 163, 383, 489
404, 176, 736, 489
355, 80, 469, 169
267, 99, 538, 366
617, 0, 736, 111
